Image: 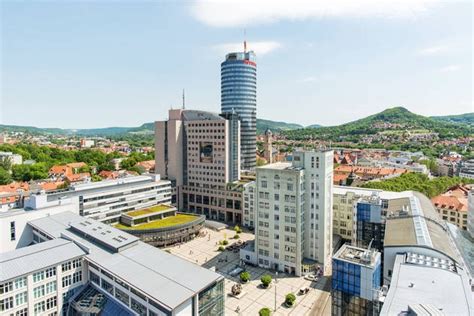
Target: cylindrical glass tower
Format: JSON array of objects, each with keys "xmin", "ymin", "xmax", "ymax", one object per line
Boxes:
[{"xmin": 221, "ymin": 51, "xmax": 257, "ymax": 170}]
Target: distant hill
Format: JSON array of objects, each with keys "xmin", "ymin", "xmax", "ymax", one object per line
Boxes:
[
  {"xmin": 431, "ymin": 113, "xmax": 474, "ymax": 126},
  {"xmin": 256, "ymin": 119, "xmax": 303, "ymax": 134},
  {"xmin": 0, "ymin": 119, "xmax": 310, "ymax": 137},
  {"xmin": 283, "ymin": 106, "xmax": 474, "ymax": 141}
]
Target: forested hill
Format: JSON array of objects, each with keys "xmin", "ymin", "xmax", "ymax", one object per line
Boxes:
[{"xmin": 283, "ymin": 107, "xmax": 474, "ymax": 141}]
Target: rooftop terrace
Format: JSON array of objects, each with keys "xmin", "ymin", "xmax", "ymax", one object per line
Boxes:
[
  {"xmin": 115, "ymin": 213, "xmax": 199, "ymax": 231},
  {"xmin": 125, "ymin": 204, "xmax": 173, "ymax": 218}
]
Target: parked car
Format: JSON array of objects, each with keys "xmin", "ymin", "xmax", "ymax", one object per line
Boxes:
[
  {"xmin": 229, "ymin": 266, "xmax": 244, "ymax": 277},
  {"xmin": 298, "ymin": 287, "xmax": 310, "ymax": 295},
  {"xmin": 304, "ymin": 274, "xmax": 318, "ymax": 282}
]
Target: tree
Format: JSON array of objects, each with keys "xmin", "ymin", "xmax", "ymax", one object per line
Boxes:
[
  {"xmin": 0, "ymin": 168, "xmax": 12, "ymax": 185},
  {"xmin": 0, "ymin": 156, "xmax": 12, "ymax": 171},
  {"xmin": 240, "ymin": 271, "xmax": 250, "ymax": 283},
  {"xmin": 285, "ymin": 293, "xmax": 296, "ymax": 307},
  {"xmin": 259, "ymin": 307, "xmax": 271, "ymax": 316},
  {"xmin": 11, "ymin": 163, "xmax": 48, "ymax": 182},
  {"xmin": 91, "ymin": 175, "xmax": 102, "ymax": 182},
  {"xmin": 234, "ymin": 225, "xmax": 242, "ymax": 234},
  {"xmin": 260, "ymin": 275, "xmax": 272, "ymax": 288}
]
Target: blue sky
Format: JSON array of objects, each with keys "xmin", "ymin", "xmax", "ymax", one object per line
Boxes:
[{"xmin": 1, "ymin": 0, "xmax": 472, "ymax": 128}]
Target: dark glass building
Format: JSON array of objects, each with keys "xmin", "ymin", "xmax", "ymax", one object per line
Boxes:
[
  {"xmin": 355, "ymin": 199, "xmax": 385, "ymax": 253},
  {"xmin": 221, "ymin": 50, "xmax": 257, "ymax": 170},
  {"xmin": 332, "ymin": 244, "xmax": 382, "ymax": 316}
]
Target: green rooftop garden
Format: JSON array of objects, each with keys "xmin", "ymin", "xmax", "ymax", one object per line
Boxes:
[
  {"xmin": 125, "ymin": 204, "xmax": 172, "ymax": 217},
  {"xmin": 115, "ymin": 214, "xmax": 198, "ymax": 230}
]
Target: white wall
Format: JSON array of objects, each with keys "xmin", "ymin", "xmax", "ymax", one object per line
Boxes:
[{"xmin": 0, "ymin": 203, "xmax": 77, "ymax": 253}]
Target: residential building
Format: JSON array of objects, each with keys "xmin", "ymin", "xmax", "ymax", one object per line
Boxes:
[
  {"xmin": 333, "ymin": 165, "xmax": 409, "ymax": 185},
  {"xmin": 0, "ymin": 152, "xmax": 22, "ymax": 165},
  {"xmin": 331, "ymin": 244, "xmax": 382, "ymax": 316},
  {"xmin": 25, "ymin": 174, "xmax": 172, "ymax": 224},
  {"xmin": 459, "ymin": 159, "xmax": 474, "ymax": 179},
  {"xmin": 432, "ymin": 185, "xmax": 469, "ymax": 230},
  {"xmin": 221, "ymin": 49, "xmax": 257, "ymax": 170},
  {"xmin": 155, "ymin": 109, "xmax": 245, "ymax": 223},
  {"xmin": 241, "ymin": 149, "xmax": 333, "ymax": 276},
  {"xmin": 0, "ymin": 211, "xmax": 224, "ymax": 316}
]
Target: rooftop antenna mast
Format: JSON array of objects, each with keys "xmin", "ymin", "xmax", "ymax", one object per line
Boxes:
[
  {"xmin": 182, "ymin": 89, "xmax": 185, "ymax": 109},
  {"xmin": 244, "ymin": 29, "xmax": 247, "ymax": 53}
]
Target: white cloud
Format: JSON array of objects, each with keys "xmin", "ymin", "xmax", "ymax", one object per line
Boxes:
[
  {"xmin": 417, "ymin": 45, "xmax": 450, "ymax": 56},
  {"xmin": 212, "ymin": 41, "xmax": 282, "ymax": 56},
  {"xmin": 300, "ymin": 76, "xmax": 318, "ymax": 82},
  {"xmin": 190, "ymin": 0, "xmax": 438, "ymax": 27},
  {"xmin": 439, "ymin": 65, "xmax": 461, "ymax": 72}
]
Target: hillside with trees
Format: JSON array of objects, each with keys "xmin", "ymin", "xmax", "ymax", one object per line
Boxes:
[
  {"xmin": 360, "ymin": 173, "xmax": 474, "ymax": 198},
  {"xmin": 283, "ymin": 107, "xmax": 474, "ymax": 141}
]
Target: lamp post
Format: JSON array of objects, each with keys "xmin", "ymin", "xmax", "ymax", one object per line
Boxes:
[{"xmin": 274, "ymin": 271, "xmax": 278, "ymax": 312}]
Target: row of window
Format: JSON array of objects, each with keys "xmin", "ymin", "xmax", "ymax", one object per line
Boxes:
[{"xmin": 0, "ymin": 277, "xmax": 26, "ymax": 295}]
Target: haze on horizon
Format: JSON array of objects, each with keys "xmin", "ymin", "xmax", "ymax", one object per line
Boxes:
[{"xmin": 1, "ymin": 0, "xmax": 472, "ymax": 129}]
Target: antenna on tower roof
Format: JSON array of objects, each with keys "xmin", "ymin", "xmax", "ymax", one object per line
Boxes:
[
  {"xmin": 244, "ymin": 29, "xmax": 247, "ymax": 53},
  {"xmin": 182, "ymin": 89, "xmax": 186, "ymax": 109}
]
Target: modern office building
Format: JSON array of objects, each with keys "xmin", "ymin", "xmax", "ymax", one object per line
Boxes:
[
  {"xmin": 382, "ymin": 192, "xmax": 466, "ymax": 283},
  {"xmin": 155, "ymin": 109, "xmax": 246, "ymax": 224},
  {"xmin": 332, "ymin": 186, "xmax": 413, "ymax": 241},
  {"xmin": 380, "ymin": 251, "xmax": 473, "ymax": 315},
  {"xmin": 241, "ymin": 150, "xmax": 334, "ymax": 276},
  {"xmin": 221, "ymin": 49, "xmax": 257, "ymax": 170},
  {"xmin": 25, "ymin": 174, "xmax": 172, "ymax": 224},
  {"xmin": 0, "ymin": 211, "xmax": 225, "ymax": 316},
  {"xmin": 332, "ymin": 244, "xmax": 382, "ymax": 316},
  {"xmin": 354, "ymin": 196, "xmax": 385, "ymax": 252}
]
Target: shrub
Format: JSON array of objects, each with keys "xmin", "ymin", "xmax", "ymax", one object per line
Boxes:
[
  {"xmin": 234, "ymin": 225, "xmax": 242, "ymax": 234},
  {"xmin": 234, "ymin": 234, "xmax": 240, "ymax": 239},
  {"xmin": 260, "ymin": 274, "xmax": 272, "ymax": 288},
  {"xmin": 285, "ymin": 293, "xmax": 296, "ymax": 306},
  {"xmin": 259, "ymin": 307, "xmax": 271, "ymax": 316},
  {"xmin": 240, "ymin": 271, "xmax": 251, "ymax": 283},
  {"xmin": 222, "ymin": 239, "xmax": 229, "ymax": 246},
  {"xmin": 218, "ymin": 245, "xmax": 225, "ymax": 251}
]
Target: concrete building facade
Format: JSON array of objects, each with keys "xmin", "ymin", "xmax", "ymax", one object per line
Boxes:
[
  {"xmin": 155, "ymin": 109, "xmax": 244, "ymax": 224},
  {"xmin": 242, "ymin": 150, "xmax": 334, "ymax": 276}
]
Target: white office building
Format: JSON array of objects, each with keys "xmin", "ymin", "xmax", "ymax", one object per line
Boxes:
[
  {"xmin": 25, "ymin": 174, "xmax": 172, "ymax": 224},
  {"xmin": 0, "ymin": 212, "xmax": 225, "ymax": 316},
  {"xmin": 241, "ymin": 150, "xmax": 333, "ymax": 276}
]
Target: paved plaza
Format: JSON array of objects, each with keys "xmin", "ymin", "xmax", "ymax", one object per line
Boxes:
[{"xmin": 164, "ymin": 227, "xmax": 331, "ymax": 315}]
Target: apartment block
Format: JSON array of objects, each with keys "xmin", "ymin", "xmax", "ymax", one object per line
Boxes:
[{"xmin": 155, "ymin": 109, "xmax": 246, "ymax": 224}]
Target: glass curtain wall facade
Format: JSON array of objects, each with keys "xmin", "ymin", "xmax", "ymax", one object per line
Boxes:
[
  {"xmin": 221, "ymin": 51, "xmax": 257, "ymax": 170},
  {"xmin": 355, "ymin": 201, "xmax": 385, "ymax": 253},
  {"xmin": 332, "ymin": 253, "xmax": 381, "ymax": 316}
]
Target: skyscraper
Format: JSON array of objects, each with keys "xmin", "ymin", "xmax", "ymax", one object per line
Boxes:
[{"xmin": 221, "ymin": 46, "xmax": 257, "ymax": 170}]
